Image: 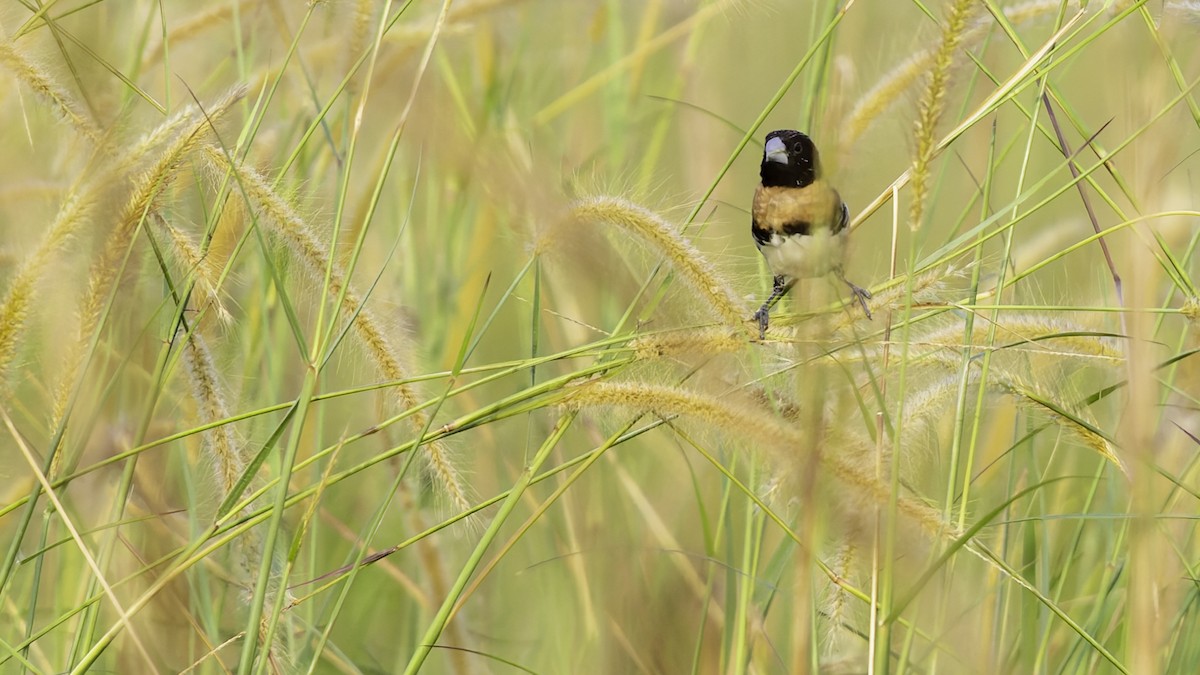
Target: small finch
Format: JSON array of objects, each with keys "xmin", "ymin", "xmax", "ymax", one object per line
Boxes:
[{"xmin": 751, "ymin": 129, "xmax": 872, "ymax": 337}]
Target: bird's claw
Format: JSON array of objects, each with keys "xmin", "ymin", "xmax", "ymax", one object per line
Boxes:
[
  {"xmin": 849, "ymin": 284, "xmax": 872, "ymax": 320},
  {"xmin": 753, "ymin": 307, "xmax": 770, "ymax": 340}
]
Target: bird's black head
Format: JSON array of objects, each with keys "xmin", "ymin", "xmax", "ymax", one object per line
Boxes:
[{"xmin": 760, "ymin": 129, "xmax": 820, "ymax": 188}]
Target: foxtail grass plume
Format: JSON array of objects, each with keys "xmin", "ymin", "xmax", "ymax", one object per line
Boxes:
[
  {"xmin": 917, "ymin": 336, "xmax": 1122, "ymax": 468},
  {"xmin": 1, "ymin": 86, "xmax": 245, "ymax": 397},
  {"xmin": 989, "ymin": 372, "xmax": 1123, "ymax": 469},
  {"xmin": 916, "ymin": 313, "xmax": 1123, "ymax": 366},
  {"xmin": 0, "ymin": 192, "xmax": 91, "ymax": 394},
  {"xmin": 844, "ymin": 0, "xmax": 1063, "ymax": 150},
  {"xmin": 570, "ymin": 196, "xmax": 748, "ymax": 330},
  {"xmin": 567, "ymin": 381, "xmax": 953, "ymax": 538},
  {"xmin": 0, "ymin": 37, "xmax": 99, "ymax": 142},
  {"xmin": 821, "ymin": 542, "xmax": 859, "ymax": 657},
  {"xmin": 142, "ymin": 0, "xmax": 258, "ymax": 69},
  {"xmin": 826, "ymin": 264, "xmax": 963, "ymax": 337},
  {"xmin": 630, "ymin": 328, "xmax": 746, "ymax": 361},
  {"xmin": 48, "ymin": 85, "xmax": 246, "ymax": 447},
  {"xmin": 120, "ymin": 98, "xmax": 228, "ymax": 176},
  {"xmin": 201, "ymin": 145, "xmax": 474, "ymax": 517},
  {"xmin": 909, "ymin": 0, "xmax": 975, "ymax": 232},
  {"xmin": 153, "ymin": 214, "xmax": 232, "ymax": 326},
  {"xmin": 180, "ymin": 331, "xmax": 251, "ymax": 528},
  {"xmin": 898, "ymin": 373, "xmax": 963, "ymax": 448}
]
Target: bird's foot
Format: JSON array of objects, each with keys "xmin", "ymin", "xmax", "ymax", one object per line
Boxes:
[
  {"xmin": 753, "ymin": 306, "xmax": 770, "ymax": 340},
  {"xmin": 835, "ymin": 269, "xmax": 872, "ymax": 320},
  {"xmin": 847, "ymin": 283, "xmax": 872, "ymax": 320}
]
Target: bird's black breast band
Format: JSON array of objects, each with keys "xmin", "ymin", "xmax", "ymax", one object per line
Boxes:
[
  {"xmin": 780, "ymin": 220, "xmax": 812, "ymax": 237},
  {"xmin": 751, "ymin": 219, "xmax": 815, "ymax": 247}
]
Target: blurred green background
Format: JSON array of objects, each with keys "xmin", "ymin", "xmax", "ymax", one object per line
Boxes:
[{"xmin": 2, "ymin": 1, "xmax": 1199, "ymax": 673}]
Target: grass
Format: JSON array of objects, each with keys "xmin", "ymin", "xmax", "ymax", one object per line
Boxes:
[{"xmin": 1, "ymin": 1, "xmax": 1199, "ymax": 673}]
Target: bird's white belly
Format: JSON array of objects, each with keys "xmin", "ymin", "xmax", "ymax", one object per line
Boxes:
[{"xmin": 759, "ymin": 229, "xmax": 846, "ymax": 279}]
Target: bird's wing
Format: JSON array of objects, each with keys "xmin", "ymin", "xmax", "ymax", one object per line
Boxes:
[
  {"xmin": 751, "ymin": 185, "xmax": 772, "ymax": 247},
  {"xmin": 833, "ymin": 194, "xmax": 850, "ymax": 233}
]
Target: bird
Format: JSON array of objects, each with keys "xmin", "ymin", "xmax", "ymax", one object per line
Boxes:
[{"xmin": 750, "ymin": 129, "xmax": 872, "ymax": 338}]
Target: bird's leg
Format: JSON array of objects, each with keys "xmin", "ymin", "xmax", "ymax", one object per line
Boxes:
[
  {"xmin": 753, "ymin": 275, "xmax": 793, "ymax": 339},
  {"xmin": 835, "ymin": 267, "xmax": 873, "ymax": 320}
]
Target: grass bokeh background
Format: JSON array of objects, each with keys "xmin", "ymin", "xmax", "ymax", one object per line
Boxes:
[{"xmin": 2, "ymin": 1, "xmax": 1199, "ymax": 673}]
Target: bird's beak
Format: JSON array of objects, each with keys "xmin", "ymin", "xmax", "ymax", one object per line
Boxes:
[{"xmin": 764, "ymin": 136, "xmax": 789, "ymax": 164}]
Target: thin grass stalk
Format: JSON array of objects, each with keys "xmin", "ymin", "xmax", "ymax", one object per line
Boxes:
[
  {"xmin": 875, "ymin": 6, "xmax": 972, "ymax": 657},
  {"xmin": 731, "ymin": 459, "xmax": 762, "ymax": 675},
  {"xmin": 0, "ymin": 408, "xmax": 160, "ymax": 672},
  {"xmin": 975, "ymin": 1, "xmax": 1184, "ymax": 298},
  {"xmin": 971, "ymin": 64, "xmax": 1054, "ymax": 674},
  {"xmin": 237, "ymin": 364, "xmax": 318, "ymax": 675},
  {"xmin": 875, "ymin": 217, "xmax": 921, "ymax": 669},
  {"xmin": 925, "ymin": 122, "xmax": 997, "ymax": 673},
  {"xmin": 236, "ymin": 9, "xmax": 423, "ymax": 659},
  {"xmin": 282, "ymin": 40, "xmax": 477, "ymax": 662},
  {"xmin": 1032, "ymin": 464, "xmax": 1107, "ymax": 669},
  {"xmin": 402, "ymin": 411, "xmax": 577, "ymax": 675},
  {"xmin": 448, "ymin": 419, "xmax": 665, "ymax": 639}
]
